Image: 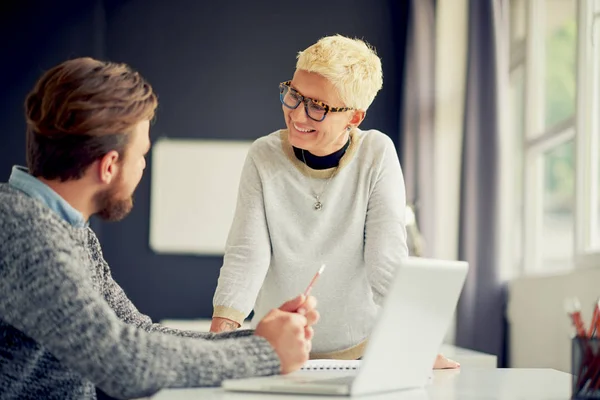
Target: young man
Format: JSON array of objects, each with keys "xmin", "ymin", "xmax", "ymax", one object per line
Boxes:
[{"xmin": 0, "ymin": 57, "xmax": 319, "ymax": 400}]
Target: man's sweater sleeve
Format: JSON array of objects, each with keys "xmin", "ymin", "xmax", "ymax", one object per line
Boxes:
[
  {"xmin": 0, "ymin": 241, "xmax": 280, "ymax": 400},
  {"xmin": 97, "ymin": 247, "xmax": 254, "ymax": 340}
]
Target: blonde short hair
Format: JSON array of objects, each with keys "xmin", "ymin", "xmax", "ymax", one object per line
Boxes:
[{"xmin": 296, "ymin": 35, "xmax": 383, "ymax": 111}]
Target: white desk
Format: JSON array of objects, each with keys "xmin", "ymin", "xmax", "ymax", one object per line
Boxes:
[
  {"xmin": 148, "ymin": 369, "xmax": 571, "ymax": 400},
  {"xmin": 160, "ymin": 319, "xmax": 498, "ymax": 368},
  {"xmin": 438, "ymin": 344, "xmax": 497, "ymax": 368}
]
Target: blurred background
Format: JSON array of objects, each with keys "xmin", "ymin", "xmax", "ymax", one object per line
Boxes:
[{"xmin": 1, "ymin": 0, "xmax": 599, "ymax": 383}]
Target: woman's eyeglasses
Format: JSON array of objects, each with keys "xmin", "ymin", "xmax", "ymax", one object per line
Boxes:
[{"xmin": 279, "ymin": 81, "xmax": 353, "ymax": 122}]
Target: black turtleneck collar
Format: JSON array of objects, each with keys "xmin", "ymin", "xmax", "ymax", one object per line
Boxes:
[{"xmin": 293, "ymin": 138, "xmax": 351, "ymax": 170}]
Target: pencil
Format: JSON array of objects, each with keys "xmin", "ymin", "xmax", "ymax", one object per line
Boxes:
[{"xmin": 303, "ymin": 264, "xmax": 326, "ymax": 297}]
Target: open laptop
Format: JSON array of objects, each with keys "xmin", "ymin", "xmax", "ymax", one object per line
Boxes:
[{"xmin": 222, "ymin": 257, "xmax": 468, "ymax": 396}]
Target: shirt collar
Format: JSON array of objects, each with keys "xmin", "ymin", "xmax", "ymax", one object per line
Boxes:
[{"xmin": 8, "ymin": 165, "xmax": 87, "ymax": 228}]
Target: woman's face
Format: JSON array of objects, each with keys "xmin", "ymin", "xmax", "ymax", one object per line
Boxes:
[{"xmin": 282, "ymin": 70, "xmax": 362, "ymax": 156}]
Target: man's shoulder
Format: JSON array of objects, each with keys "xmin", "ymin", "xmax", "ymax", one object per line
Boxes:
[
  {"xmin": 0, "ymin": 184, "xmax": 72, "ymax": 245},
  {"xmin": 0, "ymin": 184, "xmax": 41, "ymax": 221}
]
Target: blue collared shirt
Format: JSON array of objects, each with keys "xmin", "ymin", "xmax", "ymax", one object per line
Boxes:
[{"xmin": 8, "ymin": 166, "xmax": 87, "ymax": 228}]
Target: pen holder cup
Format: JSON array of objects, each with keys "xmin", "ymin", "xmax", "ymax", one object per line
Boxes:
[{"xmin": 572, "ymin": 337, "xmax": 600, "ymax": 399}]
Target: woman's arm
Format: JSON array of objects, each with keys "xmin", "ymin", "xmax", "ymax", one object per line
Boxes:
[
  {"xmin": 364, "ymin": 136, "xmax": 409, "ymax": 306},
  {"xmin": 210, "ymin": 317, "xmax": 241, "ymax": 333},
  {"xmin": 211, "ymin": 151, "xmax": 272, "ymax": 331}
]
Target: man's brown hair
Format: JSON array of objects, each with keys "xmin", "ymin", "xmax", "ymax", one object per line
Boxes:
[{"xmin": 25, "ymin": 57, "xmax": 158, "ymax": 181}]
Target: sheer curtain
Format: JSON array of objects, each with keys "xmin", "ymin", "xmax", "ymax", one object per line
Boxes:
[{"xmin": 455, "ymin": 0, "xmax": 509, "ymax": 367}]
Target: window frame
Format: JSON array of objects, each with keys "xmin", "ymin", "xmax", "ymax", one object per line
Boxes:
[
  {"xmin": 513, "ymin": 0, "xmax": 600, "ymax": 274},
  {"xmin": 575, "ymin": 0, "xmax": 600, "ymax": 266}
]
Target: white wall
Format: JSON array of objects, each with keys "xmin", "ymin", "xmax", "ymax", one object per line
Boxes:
[
  {"xmin": 434, "ymin": 0, "xmax": 467, "ymax": 266},
  {"xmin": 508, "ymin": 267, "xmax": 600, "ymax": 371},
  {"xmin": 149, "ymin": 138, "xmax": 251, "ymax": 255},
  {"xmin": 435, "ymin": 0, "xmax": 468, "ymax": 344}
]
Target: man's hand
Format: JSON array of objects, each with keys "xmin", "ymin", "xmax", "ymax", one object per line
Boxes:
[
  {"xmin": 209, "ymin": 317, "xmax": 240, "ymax": 333},
  {"xmin": 289, "ymin": 295, "xmax": 319, "ymax": 340},
  {"xmin": 255, "ymin": 295, "xmax": 319, "ymax": 374},
  {"xmin": 433, "ymin": 353, "xmax": 460, "ymax": 369}
]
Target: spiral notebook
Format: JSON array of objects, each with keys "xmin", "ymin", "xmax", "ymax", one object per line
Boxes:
[{"xmin": 300, "ymin": 360, "xmax": 360, "ymax": 371}]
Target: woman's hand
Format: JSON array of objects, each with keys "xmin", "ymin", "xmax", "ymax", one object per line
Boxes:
[
  {"xmin": 433, "ymin": 353, "xmax": 460, "ymax": 369},
  {"xmin": 209, "ymin": 317, "xmax": 240, "ymax": 333}
]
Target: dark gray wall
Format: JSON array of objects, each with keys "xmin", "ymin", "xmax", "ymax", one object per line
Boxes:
[{"xmin": 0, "ymin": 0, "xmax": 409, "ymax": 322}]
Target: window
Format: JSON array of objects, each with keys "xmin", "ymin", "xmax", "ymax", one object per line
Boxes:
[
  {"xmin": 577, "ymin": 0, "xmax": 600, "ymax": 256},
  {"xmin": 509, "ymin": 0, "xmax": 600, "ymax": 273},
  {"xmin": 542, "ymin": 0, "xmax": 577, "ymax": 130},
  {"xmin": 509, "ymin": 66, "xmax": 525, "ymax": 270},
  {"xmin": 541, "ymin": 139, "xmax": 575, "ymax": 271},
  {"xmin": 592, "ymin": 0, "xmax": 600, "ymax": 248}
]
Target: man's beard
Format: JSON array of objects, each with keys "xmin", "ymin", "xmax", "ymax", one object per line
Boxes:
[{"xmin": 95, "ymin": 183, "xmax": 134, "ymax": 222}]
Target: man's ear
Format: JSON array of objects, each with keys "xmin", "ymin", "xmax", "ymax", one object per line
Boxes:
[
  {"xmin": 96, "ymin": 150, "xmax": 120, "ymax": 184},
  {"xmin": 349, "ymin": 110, "xmax": 366, "ymax": 128}
]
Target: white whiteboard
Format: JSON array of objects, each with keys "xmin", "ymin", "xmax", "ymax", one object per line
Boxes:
[{"xmin": 149, "ymin": 138, "xmax": 252, "ymax": 255}]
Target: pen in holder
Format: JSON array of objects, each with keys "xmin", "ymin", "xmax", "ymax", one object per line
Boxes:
[{"xmin": 572, "ymin": 336, "xmax": 600, "ymax": 399}]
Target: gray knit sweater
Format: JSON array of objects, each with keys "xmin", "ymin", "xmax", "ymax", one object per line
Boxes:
[{"xmin": 0, "ymin": 184, "xmax": 280, "ymax": 400}]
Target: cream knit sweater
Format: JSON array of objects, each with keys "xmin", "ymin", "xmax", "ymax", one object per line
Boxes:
[{"xmin": 213, "ymin": 128, "xmax": 408, "ymax": 358}]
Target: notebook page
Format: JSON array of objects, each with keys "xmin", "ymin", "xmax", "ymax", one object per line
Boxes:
[
  {"xmin": 301, "ymin": 360, "xmax": 434, "ymax": 383},
  {"xmin": 300, "ymin": 359, "xmax": 361, "ymax": 371}
]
